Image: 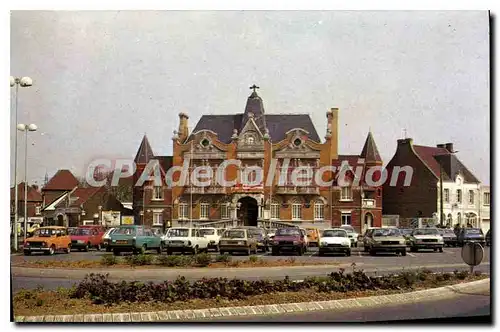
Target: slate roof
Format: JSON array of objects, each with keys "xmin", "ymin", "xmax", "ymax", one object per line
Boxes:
[
  {"xmin": 42, "ymin": 170, "xmax": 79, "ymax": 191},
  {"xmin": 135, "ymin": 135, "xmax": 155, "ymax": 164},
  {"xmin": 188, "ymin": 91, "xmax": 321, "ymax": 143},
  {"xmin": 413, "ymin": 145, "xmax": 480, "ymax": 183},
  {"xmin": 10, "ymin": 183, "xmax": 43, "ymax": 202},
  {"xmin": 360, "ymin": 131, "xmax": 382, "ymax": 163}
]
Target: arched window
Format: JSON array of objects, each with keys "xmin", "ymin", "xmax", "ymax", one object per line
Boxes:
[{"xmin": 314, "ymin": 200, "xmax": 324, "ymax": 221}]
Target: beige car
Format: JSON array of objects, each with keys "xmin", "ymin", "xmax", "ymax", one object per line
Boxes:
[
  {"xmin": 365, "ymin": 228, "xmax": 407, "ymax": 256},
  {"xmin": 219, "ymin": 228, "xmax": 258, "ymax": 255}
]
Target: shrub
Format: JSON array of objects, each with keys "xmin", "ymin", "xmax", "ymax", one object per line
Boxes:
[
  {"xmin": 156, "ymin": 255, "xmax": 180, "ymax": 267},
  {"xmin": 193, "ymin": 253, "xmax": 212, "ymax": 267},
  {"xmin": 454, "ymin": 270, "xmax": 469, "ymax": 280},
  {"xmin": 248, "ymin": 255, "xmax": 260, "ymax": 264},
  {"xmin": 124, "ymin": 254, "xmax": 153, "ymax": 266},
  {"xmin": 100, "ymin": 254, "xmax": 118, "ymax": 266},
  {"xmin": 215, "ymin": 254, "xmax": 232, "ymax": 263},
  {"xmin": 70, "ymin": 270, "xmax": 468, "ymax": 306},
  {"xmin": 442, "ymin": 273, "xmax": 452, "ymax": 281}
]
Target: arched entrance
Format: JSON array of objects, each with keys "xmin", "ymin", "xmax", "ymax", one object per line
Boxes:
[
  {"xmin": 363, "ymin": 212, "xmax": 373, "ymax": 234},
  {"xmin": 238, "ymin": 196, "xmax": 258, "ymax": 226}
]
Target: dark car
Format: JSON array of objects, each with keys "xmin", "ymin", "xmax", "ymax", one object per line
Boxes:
[
  {"xmin": 271, "ymin": 228, "xmax": 307, "ymax": 256},
  {"xmin": 486, "ymin": 229, "xmax": 491, "ymax": 246},
  {"xmin": 458, "ymin": 228, "xmax": 485, "ymax": 247},
  {"xmin": 438, "ymin": 228, "xmax": 457, "ymax": 247}
]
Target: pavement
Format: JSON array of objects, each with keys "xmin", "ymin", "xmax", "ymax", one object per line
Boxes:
[
  {"xmin": 14, "ymin": 278, "xmax": 491, "ymax": 323},
  {"xmin": 10, "ymin": 246, "xmax": 490, "ymax": 291}
]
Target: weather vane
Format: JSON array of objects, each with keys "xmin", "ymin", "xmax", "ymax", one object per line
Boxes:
[{"xmin": 250, "ymin": 84, "xmax": 260, "ymax": 93}]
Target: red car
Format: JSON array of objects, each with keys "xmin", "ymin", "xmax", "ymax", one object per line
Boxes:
[
  {"xmin": 70, "ymin": 225, "xmax": 106, "ymax": 251},
  {"xmin": 270, "ymin": 228, "xmax": 308, "ymax": 256}
]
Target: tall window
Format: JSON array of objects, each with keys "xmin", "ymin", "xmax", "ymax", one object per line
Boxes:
[
  {"xmin": 271, "ymin": 202, "xmax": 280, "ymax": 219},
  {"xmin": 200, "ymin": 203, "xmax": 210, "ymax": 220},
  {"xmin": 220, "ymin": 203, "xmax": 229, "ymax": 219},
  {"xmin": 340, "ymin": 186, "xmax": 352, "ymax": 200},
  {"xmin": 444, "ymin": 189, "xmax": 450, "ymax": 203},
  {"xmin": 179, "ymin": 203, "xmax": 188, "ymax": 220},
  {"xmin": 153, "ymin": 211, "xmax": 163, "ymax": 226},
  {"xmin": 341, "ymin": 213, "xmax": 352, "ymax": 225},
  {"xmin": 484, "ymin": 192, "xmax": 490, "ymax": 206},
  {"xmin": 153, "ymin": 186, "xmax": 163, "ymax": 200},
  {"xmin": 314, "ymin": 201, "xmax": 324, "ymax": 221},
  {"xmin": 292, "ymin": 203, "xmax": 302, "ymax": 220},
  {"xmin": 456, "ymin": 189, "xmax": 462, "ymax": 204},
  {"xmin": 468, "ymin": 190, "xmax": 475, "ymax": 205}
]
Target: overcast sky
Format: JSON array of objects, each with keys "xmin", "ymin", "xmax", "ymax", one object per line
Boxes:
[{"xmin": 10, "ymin": 10, "xmax": 489, "ymax": 186}]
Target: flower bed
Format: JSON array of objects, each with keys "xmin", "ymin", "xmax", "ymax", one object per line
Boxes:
[{"xmin": 13, "ymin": 253, "xmax": 337, "ymax": 269}]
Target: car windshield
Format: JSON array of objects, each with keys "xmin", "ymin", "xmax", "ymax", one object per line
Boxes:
[
  {"xmin": 68, "ymin": 228, "xmax": 77, "ymax": 235},
  {"xmin": 248, "ymin": 228, "xmax": 264, "ymax": 236},
  {"xmin": 373, "ymin": 228, "xmax": 400, "ymax": 237},
  {"xmin": 217, "ymin": 229, "xmax": 226, "ymax": 236},
  {"xmin": 465, "ymin": 229, "xmax": 482, "ymax": 234},
  {"xmin": 413, "ymin": 228, "xmax": 439, "ymax": 236},
  {"xmin": 199, "ymin": 229, "xmax": 215, "ymax": 236},
  {"xmin": 340, "ymin": 226, "xmax": 354, "ymax": 233},
  {"xmin": 276, "ymin": 228, "xmax": 301, "ymax": 236},
  {"xmin": 114, "ymin": 227, "xmax": 137, "ymax": 235},
  {"xmin": 322, "ymin": 230, "xmax": 347, "ymax": 237},
  {"xmin": 167, "ymin": 229, "xmax": 189, "ymax": 237},
  {"xmin": 224, "ymin": 230, "xmax": 245, "ymax": 239},
  {"xmin": 74, "ymin": 228, "xmax": 92, "ymax": 235},
  {"xmin": 34, "ymin": 228, "xmax": 57, "ymax": 237},
  {"xmin": 400, "ymin": 229, "xmax": 413, "ymax": 235}
]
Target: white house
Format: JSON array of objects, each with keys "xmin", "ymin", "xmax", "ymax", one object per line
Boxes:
[{"xmin": 479, "ymin": 185, "xmax": 490, "ymax": 233}]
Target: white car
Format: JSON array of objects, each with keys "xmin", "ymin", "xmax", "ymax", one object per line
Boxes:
[
  {"xmin": 163, "ymin": 227, "xmax": 209, "ymax": 255},
  {"xmin": 198, "ymin": 227, "xmax": 225, "ymax": 251},
  {"xmin": 340, "ymin": 225, "xmax": 359, "ymax": 247},
  {"xmin": 409, "ymin": 228, "xmax": 444, "ymax": 252},
  {"xmin": 319, "ymin": 228, "xmax": 351, "ymax": 256},
  {"xmin": 102, "ymin": 228, "xmax": 117, "ymax": 252}
]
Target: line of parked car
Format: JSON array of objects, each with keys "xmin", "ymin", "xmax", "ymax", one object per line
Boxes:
[{"xmin": 21, "ymin": 223, "xmax": 490, "ymax": 257}]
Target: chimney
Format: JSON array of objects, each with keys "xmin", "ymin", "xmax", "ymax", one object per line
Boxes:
[
  {"xmin": 327, "ymin": 108, "xmax": 338, "ymax": 160},
  {"xmin": 445, "ymin": 143, "xmax": 454, "ymax": 153},
  {"xmin": 177, "ymin": 112, "xmax": 190, "ymax": 143},
  {"xmin": 436, "ymin": 144, "xmax": 446, "ymax": 149}
]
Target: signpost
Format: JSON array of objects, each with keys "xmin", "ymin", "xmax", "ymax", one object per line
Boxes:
[{"xmin": 461, "ymin": 242, "xmax": 484, "ymax": 274}]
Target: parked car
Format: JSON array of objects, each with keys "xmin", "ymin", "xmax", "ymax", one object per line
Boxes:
[
  {"xmin": 218, "ymin": 228, "xmax": 258, "ymax": 255},
  {"xmin": 485, "ymin": 229, "xmax": 491, "ymax": 246},
  {"xmin": 67, "ymin": 227, "xmax": 78, "ymax": 235},
  {"xmin": 438, "ymin": 228, "xmax": 457, "ymax": 247},
  {"xmin": 109, "ymin": 225, "xmax": 163, "ymax": 256},
  {"xmin": 318, "ymin": 228, "xmax": 351, "ymax": 256},
  {"xmin": 457, "ymin": 228, "xmax": 486, "ymax": 247},
  {"xmin": 163, "ymin": 227, "xmax": 209, "ymax": 255},
  {"xmin": 239, "ymin": 226, "xmax": 269, "ymax": 252},
  {"xmin": 409, "ymin": 228, "xmax": 444, "ymax": 252},
  {"xmin": 362, "ymin": 227, "xmax": 381, "ymax": 250},
  {"xmin": 399, "ymin": 228, "xmax": 413, "ymax": 246},
  {"xmin": 340, "ymin": 225, "xmax": 359, "ymax": 247},
  {"xmin": 305, "ymin": 227, "xmax": 321, "ymax": 247},
  {"xmin": 199, "ymin": 227, "xmax": 222, "ymax": 251},
  {"xmin": 271, "ymin": 227, "xmax": 308, "ymax": 256},
  {"xmin": 70, "ymin": 225, "xmax": 106, "ymax": 251},
  {"xmin": 365, "ymin": 228, "xmax": 407, "ymax": 256},
  {"xmin": 23, "ymin": 226, "xmax": 71, "ymax": 256},
  {"xmin": 102, "ymin": 227, "xmax": 117, "ymax": 252}
]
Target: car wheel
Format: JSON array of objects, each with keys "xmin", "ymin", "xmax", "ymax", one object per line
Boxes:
[
  {"xmin": 439, "ymin": 247, "xmax": 443, "ymax": 253},
  {"xmin": 369, "ymin": 249, "xmax": 376, "ymax": 256},
  {"xmin": 157, "ymin": 243, "xmax": 164, "ymax": 254},
  {"xmin": 49, "ymin": 245, "xmax": 55, "ymax": 255},
  {"xmin": 364, "ymin": 245, "xmax": 369, "ymax": 252},
  {"xmin": 401, "ymin": 250, "xmax": 407, "ymax": 256},
  {"xmin": 64, "ymin": 245, "xmax": 71, "ymax": 254},
  {"xmin": 96, "ymin": 244, "xmax": 102, "ymax": 251},
  {"xmin": 84, "ymin": 243, "xmax": 90, "ymax": 252},
  {"xmin": 106, "ymin": 247, "xmax": 111, "ymax": 252},
  {"xmin": 166, "ymin": 249, "xmax": 173, "ymax": 255},
  {"xmin": 271, "ymin": 248, "xmax": 279, "ymax": 256},
  {"xmin": 297, "ymin": 247, "xmax": 303, "ymax": 256},
  {"xmin": 410, "ymin": 247, "xmax": 417, "ymax": 252},
  {"xmin": 23, "ymin": 250, "xmax": 31, "ymax": 256},
  {"xmin": 433, "ymin": 248, "xmax": 438, "ymax": 252},
  {"xmin": 113, "ymin": 249, "xmax": 120, "ymax": 256},
  {"xmin": 345, "ymin": 249, "xmax": 351, "ymax": 257}
]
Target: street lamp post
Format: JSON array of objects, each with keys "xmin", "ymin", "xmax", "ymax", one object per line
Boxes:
[
  {"xmin": 10, "ymin": 76, "xmax": 33, "ymax": 249},
  {"xmin": 17, "ymin": 123, "xmax": 37, "ymax": 242}
]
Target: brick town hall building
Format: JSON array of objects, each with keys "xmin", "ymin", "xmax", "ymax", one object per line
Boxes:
[{"xmin": 134, "ymin": 86, "xmax": 383, "ymax": 233}]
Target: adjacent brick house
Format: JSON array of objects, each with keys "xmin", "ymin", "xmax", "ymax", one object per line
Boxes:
[
  {"xmin": 383, "ymin": 139, "xmax": 482, "ymax": 228},
  {"xmin": 41, "ymin": 169, "xmax": 80, "ymax": 225},
  {"xmin": 10, "ymin": 183, "xmax": 43, "ymax": 225},
  {"xmin": 155, "ymin": 87, "xmax": 384, "ymax": 232},
  {"xmin": 132, "ymin": 136, "xmax": 173, "ymax": 231}
]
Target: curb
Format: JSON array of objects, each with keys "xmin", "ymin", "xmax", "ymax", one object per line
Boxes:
[{"xmin": 14, "ymin": 278, "xmax": 489, "ymax": 323}]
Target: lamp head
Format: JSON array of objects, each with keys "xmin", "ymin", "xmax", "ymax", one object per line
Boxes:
[
  {"xmin": 10, "ymin": 76, "xmax": 15, "ymax": 87},
  {"xmin": 19, "ymin": 77, "xmax": 33, "ymax": 87},
  {"xmin": 16, "ymin": 124, "xmax": 26, "ymax": 131},
  {"xmin": 28, "ymin": 124, "xmax": 37, "ymax": 131}
]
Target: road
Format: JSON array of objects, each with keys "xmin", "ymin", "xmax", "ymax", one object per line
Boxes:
[
  {"xmin": 11, "ymin": 246, "xmax": 490, "ymax": 292},
  {"xmin": 193, "ymin": 285, "xmax": 491, "ymax": 322}
]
